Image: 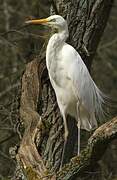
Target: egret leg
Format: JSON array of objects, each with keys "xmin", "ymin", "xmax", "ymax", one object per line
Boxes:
[
  {"xmin": 60, "ymin": 113, "xmax": 68, "ymax": 169},
  {"xmin": 77, "ymin": 102, "xmax": 81, "ymax": 156},
  {"xmin": 77, "ymin": 118, "xmax": 80, "ymax": 156}
]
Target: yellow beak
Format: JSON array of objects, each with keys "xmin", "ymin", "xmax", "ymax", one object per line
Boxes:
[{"xmin": 25, "ymin": 18, "xmax": 48, "ymax": 25}]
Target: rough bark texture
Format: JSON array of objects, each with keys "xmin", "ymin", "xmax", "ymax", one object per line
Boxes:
[
  {"xmin": 56, "ymin": 117, "xmax": 117, "ymax": 180},
  {"xmin": 17, "ymin": 0, "xmax": 116, "ymax": 180},
  {"xmin": 54, "ymin": 0, "xmax": 113, "ymax": 70}
]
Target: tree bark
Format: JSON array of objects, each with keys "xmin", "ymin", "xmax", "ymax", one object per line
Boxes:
[
  {"xmin": 54, "ymin": 0, "xmax": 114, "ymax": 70},
  {"xmin": 17, "ymin": 0, "xmax": 116, "ymax": 180}
]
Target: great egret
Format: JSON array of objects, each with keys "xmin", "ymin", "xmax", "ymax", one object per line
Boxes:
[{"xmin": 26, "ymin": 15, "xmax": 105, "ymax": 166}]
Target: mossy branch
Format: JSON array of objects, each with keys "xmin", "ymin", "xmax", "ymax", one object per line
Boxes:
[{"xmin": 57, "ymin": 117, "xmax": 117, "ymax": 180}]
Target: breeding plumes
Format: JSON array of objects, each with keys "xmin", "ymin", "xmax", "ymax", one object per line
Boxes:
[{"xmin": 26, "ymin": 15, "xmax": 106, "ymax": 167}]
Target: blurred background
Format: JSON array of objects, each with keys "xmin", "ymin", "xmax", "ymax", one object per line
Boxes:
[{"xmin": 0, "ymin": 0, "xmax": 117, "ymax": 179}]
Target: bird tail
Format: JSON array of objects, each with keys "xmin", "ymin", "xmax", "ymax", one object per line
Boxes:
[
  {"xmin": 80, "ymin": 84, "xmax": 113, "ymax": 131},
  {"xmin": 93, "ymin": 84, "xmax": 111, "ymax": 122},
  {"xmin": 92, "ymin": 82, "xmax": 117, "ymax": 124},
  {"xmin": 80, "ymin": 105, "xmax": 98, "ymax": 131}
]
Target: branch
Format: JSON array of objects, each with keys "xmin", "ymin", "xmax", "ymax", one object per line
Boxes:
[
  {"xmin": 57, "ymin": 117, "xmax": 117, "ymax": 180},
  {"xmin": 17, "ymin": 59, "xmax": 56, "ymax": 179},
  {"xmin": 0, "ymin": 82, "xmax": 20, "ymax": 99},
  {"xmin": 98, "ymin": 38, "xmax": 117, "ymax": 51}
]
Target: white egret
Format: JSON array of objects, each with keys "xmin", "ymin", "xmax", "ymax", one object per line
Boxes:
[{"xmin": 26, "ymin": 15, "xmax": 105, "ymax": 166}]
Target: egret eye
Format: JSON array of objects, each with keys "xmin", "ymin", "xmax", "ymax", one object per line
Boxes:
[{"xmin": 50, "ymin": 19, "xmax": 56, "ymax": 22}]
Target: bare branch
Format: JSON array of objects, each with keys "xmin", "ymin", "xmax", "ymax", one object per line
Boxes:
[{"xmin": 0, "ymin": 82, "xmax": 20, "ymax": 99}]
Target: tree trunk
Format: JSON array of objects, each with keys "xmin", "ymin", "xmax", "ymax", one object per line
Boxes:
[{"xmin": 16, "ymin": 0, "xmax": 116, "ymax": 180}]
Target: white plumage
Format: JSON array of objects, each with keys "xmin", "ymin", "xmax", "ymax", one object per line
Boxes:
[{"xmin": 26, "ymin": 15, "xmax": 105, "ymax": 166}]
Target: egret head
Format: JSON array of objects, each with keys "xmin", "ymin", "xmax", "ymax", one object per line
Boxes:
[{"xmin": 25, "ymin": 15, "xmax": 67, "ymax": 31}]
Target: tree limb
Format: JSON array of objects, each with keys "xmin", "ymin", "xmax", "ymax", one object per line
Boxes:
[
  {"xmin": 57, "ymin": 117, "xmax": 117, "ymax": 180},
  {"xmin": 17, "ymin": 59, "xmax": 56, "ymax": 179}
]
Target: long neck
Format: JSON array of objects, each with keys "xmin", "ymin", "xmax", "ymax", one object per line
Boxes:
[
  {"xmin": 57, "ymin": 24, "xmax": 69, "ymax": 42},
  {"xmin": 46, "ymin": 25, "xmax": 69, "ymax": 70}
]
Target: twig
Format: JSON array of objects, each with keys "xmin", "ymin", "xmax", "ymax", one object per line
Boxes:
[
  {"xmin": 0, "ymin": 133, "xmax": 15, "ymax": 144},
  {"xmin": 0, "ymin": 25, "xmax": 28, "ymax": 37},
  {"xmin": 98, "ymin": 38, "xmax": 117, "ymax": 51},
  {"xmin": 0, "ymin": 82, "xmax": 20, "ymax": 99}
]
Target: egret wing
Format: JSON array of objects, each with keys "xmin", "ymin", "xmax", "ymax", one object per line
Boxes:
[{"xmin": 63, "ymin": 44, "xmax": 104, "ymax": 116}]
